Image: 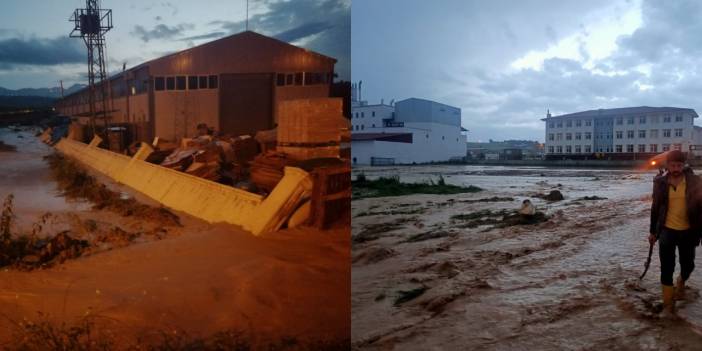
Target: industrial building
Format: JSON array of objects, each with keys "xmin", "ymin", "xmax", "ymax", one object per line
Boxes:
[
  {"xmin": 543, "ymin": 106, "xmax": 701, "ymax": 160},
  {"xmin": 54, "ymin": 31, "xmax": 337, "ymax": 146},
  {"xmin": 350, "ymin": 91, "xmax": 468, "ymax": 165}
]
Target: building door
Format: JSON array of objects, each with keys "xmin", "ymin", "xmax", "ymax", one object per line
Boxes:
[{"xmin": 219, "ymin": 73, "xmax": 273, "ymax": 137}]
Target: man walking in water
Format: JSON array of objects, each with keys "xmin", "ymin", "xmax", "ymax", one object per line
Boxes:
[{"xmin": 649, "ymin": 150, "xmax": 702, "ymax": 315}]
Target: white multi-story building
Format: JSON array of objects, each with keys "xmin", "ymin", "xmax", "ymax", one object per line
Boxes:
[
  {"xmin": 351, "ymin": 97, "xmax": 468, "ymax": 165},
  {"xmin": 543, "ymin": 107, "xmax": 699, "ymax": 159}
]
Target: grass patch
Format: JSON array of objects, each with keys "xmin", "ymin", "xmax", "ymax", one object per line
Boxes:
[
  {"xmin": 45, "ymin": 153, "xmax": 180, "ymax": 227},
  {"xmin": 394, "ymin": 287, "xmax": 428, "ymax": 306},
  {"xmin": 353, "ymin": 174, "xmax": 482, "ymax": 199},
  {"xmin": 0, "ymin": 194, "xmax": 89, "ymax": 270}
]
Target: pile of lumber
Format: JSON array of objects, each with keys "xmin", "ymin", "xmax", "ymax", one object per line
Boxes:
[{"xmin": 276, "ymin": 98, "xmax": 348, "ymax": 161}]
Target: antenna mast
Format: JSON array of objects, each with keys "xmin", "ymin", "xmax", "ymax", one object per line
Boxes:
[{"xmin": 70, "ymin": 0, "xmax": 113, "ymax": 136}]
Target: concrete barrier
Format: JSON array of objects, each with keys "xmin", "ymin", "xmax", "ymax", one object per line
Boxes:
[{"xmin": 55, "ymin": 137, "xmax": 312, "ymax": 235}]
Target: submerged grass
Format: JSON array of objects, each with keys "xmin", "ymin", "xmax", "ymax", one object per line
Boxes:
[
  {"xmin": 352, "ymin": 174, "xmax": 482, "ymax": 199},
  {"xmin": 451, "ymin": 209, "xmax": 549, "ymax": 229},
  {"xmin": 45, "ymin": 153, "xmax": 180, "ymax": 227}
]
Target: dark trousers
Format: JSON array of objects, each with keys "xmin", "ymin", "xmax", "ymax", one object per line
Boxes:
[{"xmin": 659, "ymin": 227, "xmax": 697, "ymax": 286}]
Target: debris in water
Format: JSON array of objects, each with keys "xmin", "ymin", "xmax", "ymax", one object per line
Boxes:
[{"xmin": 394, "ymin": 286, "xmax": 428, "ymax": 306}]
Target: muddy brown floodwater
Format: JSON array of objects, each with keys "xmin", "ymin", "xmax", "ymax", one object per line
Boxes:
[
  {"xmin": 352, "ymin": 165, "xmax": 702, "ymax": 350},
  {"xmin": 0, "ymin": 128, "xmax": 350, "ymax": 348}
]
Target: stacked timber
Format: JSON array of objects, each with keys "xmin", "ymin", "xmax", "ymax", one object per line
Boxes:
[{"xmin": 276, "ymin": 98, "xmax": 348, "ymax": 161}]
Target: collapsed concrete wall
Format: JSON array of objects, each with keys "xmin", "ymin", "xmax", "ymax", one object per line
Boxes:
[{"xmin": 55, "ymin": 137, "xmax": 312, "ymax": 235}]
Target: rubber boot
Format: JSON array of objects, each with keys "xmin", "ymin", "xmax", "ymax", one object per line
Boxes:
[
  {"xmin": 675, "ymin": 276, "xmax": 685, "ymax": 300},
  {"xmin": 662, "ymin": 284, "xmax": 676, "ymax": 317}
]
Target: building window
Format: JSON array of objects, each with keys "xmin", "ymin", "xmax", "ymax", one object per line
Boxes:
[
  {"xmin": 616, "ymin": 145, "xmax": 622, "ymax": 153},
  {"xmin": 650, "ymin": 129, "xmax": 658, "ymax": 138},
  {"xmin": 556, "ymin": 121, "xmax": 563, "ymax": 128},
  {"xmin": 640, "ymin": 116, "xmax": 646, "ymax": 124},
  {"xmin": 650, "ymin": 144, "xmax": 658, "ymax": 153},
  {"xmin": 566, "ymin": 120, "xmax": 572, "ymax": 127},
  {"xmin": 166, "ymin": 77, "xmax": 175, "ymax": 90},
  {"xmin": 361, "ymin": 112, "xmax": 364, "ymax": 118},
  {"xmin": 208, "ymin": 75, "xmax": 218, "ymax": 89},
  {"xmin": 576, "ymin": 120, "xmax": 582, "ymax": 127},
  {"xmin": 575, "ymin": 145, "xmax": 581, "ymax": 153},
  {"xmin": 616, "ymin": 117, "xmax": 623, "ymax": 125},
  {"xmin": 442, "ymin": 136, "xmax": 445, "ymax": 140},
  {"xmin": 627, "ymin": 117, "xmax": 634, "ymax": 125},
  {"xmin": 426, "ymin": 134, "xmax": 429, "ymax": 138},
  {"xmin": 664, "ymin": 115, "xmax": 671, "ymax": 123},
  {"xmin": 675, "ymin": 128, "xmax": 683, "ymax": 137},
  {"xmin": 372, "ymin": 124, "xmax": 375, "ymax": 128},
  {"xmin": 585, "ymin": 132, "xmax": 591, "ymax": 140},
  {"xmin": 188, "ymin": 76, "xmax": 199, "ymax": 90},
  {"xmin": 615, "ymin": 131, "xmax": 623, "ymax": 139},
  {"xmin": 361, "ymin": 125, "xmax": 364, "ymax": 130},
  {"xmin": 663, "ymin": 129, "xmax": 671, "ymax": 137},
  {"xmin": 566, "ymin": 145, "xmax": 572, "ymax": 153},
  {"xmin": 566, "ymin": 133, "xmax": 572, "ymax": 140},
  {"xmin": 575, "ymin": 132, "xmax": 581, "ymax": 140},
  {"xmin": 199, "ymin": 76, "xmax": 208, "ymax": 89},
  {"xmin": 548, "ymin": 133, "xmax": 554, "ymax": 141},
  {"xmin": 295, "ymin": 72, "xmax": 303, "ymax": 85},
  {"xmin": 556, "ymin": 133, "xmax": 562, "ymax": 141},
  {"xmin": 676, "ymin": 114, "xmax": 683, "ymax": 122},
  {"xmin": 663, "ymin": 144, "xmax": 670, "ymax": 151},
  {"xmin": 154, "ymin": 77, "xmax": 165, "ymax": 91},
  {"xmin": 276, "ymin": 73, "xmax": 285, "ymax": 86},
  {"xmin": 585, "ymin": 145, "xmax": 592, "ymax": 153},
  {"xmin": 286, "ymin": 74, "xmax": 293, "ymax": 85},
  {"xmin": 585, "ymin": 120, "xmax": 592, "ymax": 126},
  {"xmin": 175, "ymin": 76, "xmax": 186, "ymax": 90},
  {"xmin": 548, "ymin": 122, "xmax": 554, "ymax": 128},
  {"xmin": 548, "ymin": 146, "xmax": 554, "ymax": 153},
  {"xmin": 627, "ymin": 144, "xmax": 634, "ymax": 153},
  {"xmin": 627, "ymin": 130, "xmax": 634, "ymax": 139},
  {"xmin": 638, "ymin": 144, "xmax": 646, "ymax": 152},
  {"xmin": 674, "ymin": 144, "xmax": 682, "ymax": 151},
  {"xmin": 556, "ymin": 146, "xmax": 563, "ymax": 153},
  {"xmin": 639, "ymin": 130, "xmax": 646, "ymax": 138}
]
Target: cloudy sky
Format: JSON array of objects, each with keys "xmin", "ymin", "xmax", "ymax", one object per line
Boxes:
[
  {"xmin": 0, "ymin": 0, "xmax": 349, "ymax": 89},
  {"xmin": 352, "ymin": 0, "xmax": 702, "ymax": 142}
]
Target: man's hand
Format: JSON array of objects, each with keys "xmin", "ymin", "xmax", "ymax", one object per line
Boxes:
[{"xmin": 648, "ymin": 233, "xmax": 657, "ymax": 245}]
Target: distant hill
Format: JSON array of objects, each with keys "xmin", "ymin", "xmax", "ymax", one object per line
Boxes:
[
  {"xmin": 0, "ymin": 84, "xmax": 86, "ymax": 98},
  {"xmin": 0, "ymin": 96, "xmax": 57, "ymax": 112}
]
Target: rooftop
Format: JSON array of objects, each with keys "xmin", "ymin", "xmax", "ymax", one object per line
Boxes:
[{"xmin": 541, "ymin": 106, "xmax": 698, "ymax": 121}]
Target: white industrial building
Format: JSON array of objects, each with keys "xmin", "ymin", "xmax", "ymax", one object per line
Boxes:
[
  {"xmin": 543, "ymin": 106, "xmax": 700, "ymax": 159},
  {"xmin": 350, "ymin": 92, "xmax": 468, "ymax": 165}
]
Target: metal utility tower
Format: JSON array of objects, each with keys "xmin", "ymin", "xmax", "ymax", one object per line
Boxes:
[{"xmin": 69, "ymin": 0, "xmax": 113, "ymax": 134}]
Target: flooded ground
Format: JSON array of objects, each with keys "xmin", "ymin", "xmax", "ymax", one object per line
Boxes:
[
  {"xmin": 352, "ymin": 165, "xmax": 702, "ymax": 350},
  {"xmin": 0, "ymin": 128, "xmax": 349, "ymax": 348}
]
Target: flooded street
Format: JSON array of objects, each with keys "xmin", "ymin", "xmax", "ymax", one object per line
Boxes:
[{"xmin": 352, "ymin": 165, "xmax": 702, "ymax": 350}]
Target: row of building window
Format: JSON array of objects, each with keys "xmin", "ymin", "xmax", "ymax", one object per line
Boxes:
[
  {"xmin": 548, "ymin": 115, "xmax": 686, "ymax": 129},
  {"xmin": 548, "ymin": 129, "xmax": 686, "ymax": 141},
  {"xmin": 275, "ymin": 72, "xmax": 331, "ymax": 87},
  {"xmin": 154, "ymin": 75, "xmax": 218, "ymax": 91},
  {"xmin": 548, "ymin": 144, "xmax": 683, "ymax": 154},
  {"xmin": 354, "ymin": 111, "xmax": 376, "ymax": 118}
]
